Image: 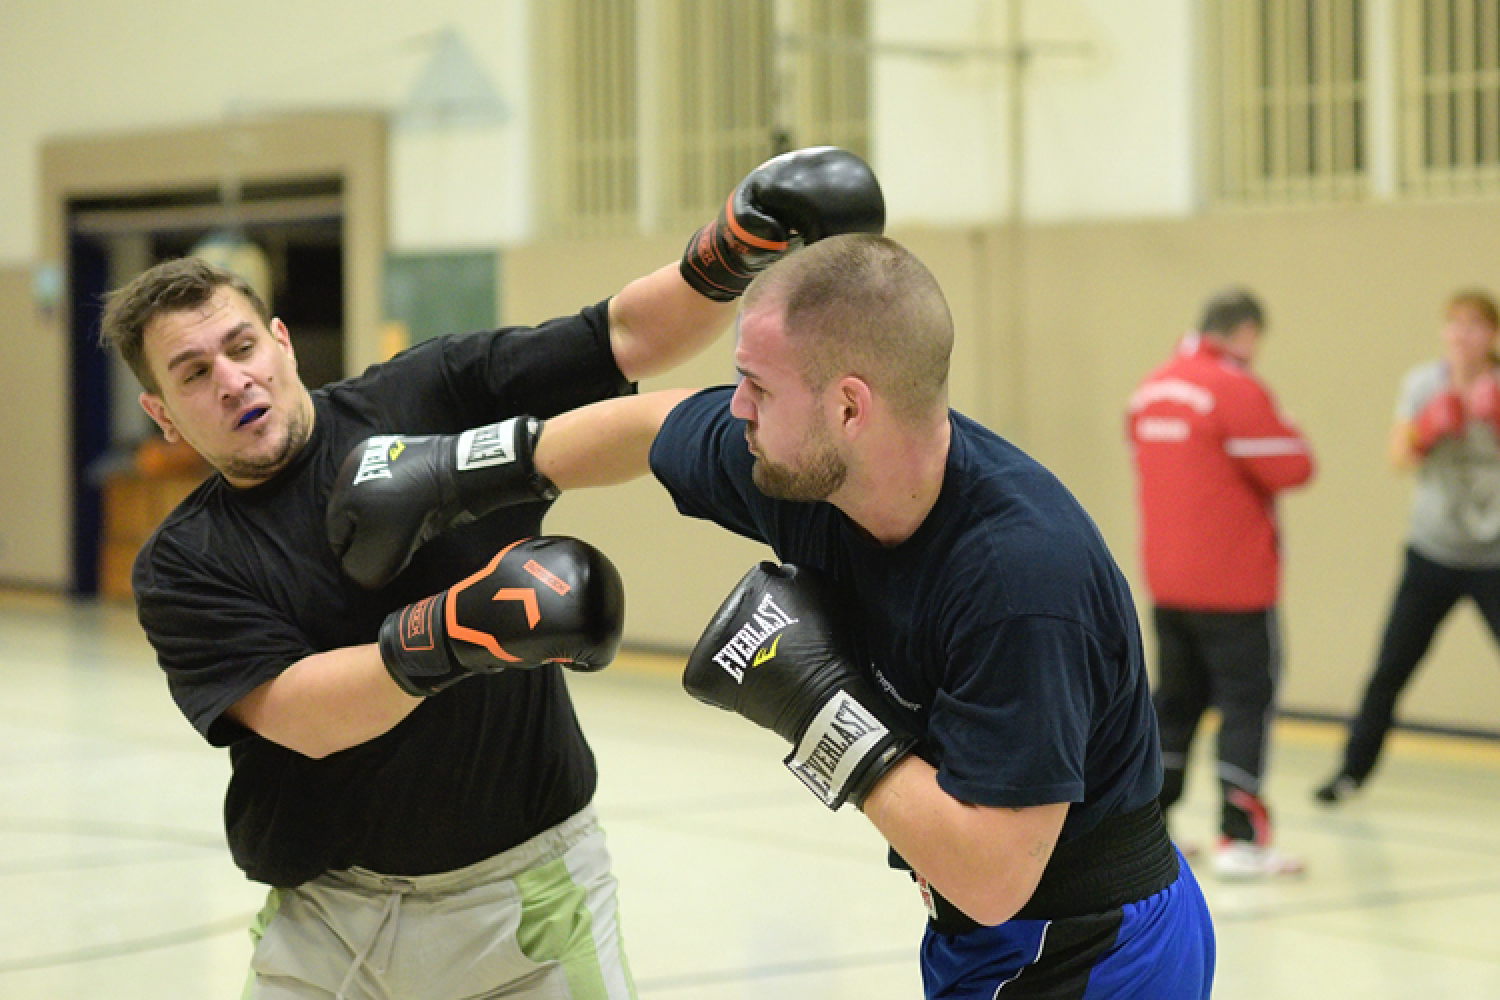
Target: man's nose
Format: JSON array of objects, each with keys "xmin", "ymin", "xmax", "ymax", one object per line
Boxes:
[
  {"xmin": 729, "ymin": 380, "xmax": 753, "ymax": 420},
  {"xmin": 216, "ymin": 358, "xmax": 253, "ymax": 399}
]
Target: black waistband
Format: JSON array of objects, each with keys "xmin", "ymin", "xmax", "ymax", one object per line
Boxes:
[{"xmin": 922, "ymin": 801, "xmax": 1180, "ymax": 934}]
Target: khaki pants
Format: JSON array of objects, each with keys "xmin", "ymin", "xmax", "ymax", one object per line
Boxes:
[{"xmin": 243, "ymin": 806, "xmax": 635, "ymax": 1000}]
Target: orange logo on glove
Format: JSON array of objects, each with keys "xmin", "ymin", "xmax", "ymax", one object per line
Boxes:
[
  {"xmin": 524, "ymin": 559, "xmax": 571, "ymax": 596},
  {"xmin": 445, "ymin": 540, "xmax": 533, "ymax": 662},
  {"xmin": 492, "ymin": 588, "xmax": 541, "ymax": 629}
]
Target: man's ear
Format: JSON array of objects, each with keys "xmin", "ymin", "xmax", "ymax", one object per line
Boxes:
[
  {"xmin": 834, "ymin": 375, "xmax": 873, "ymax": 439},
  {"xmin": 271, "ymin": 317, "xmax": 298, "ymax": 371},
  {"xmin": 139, "ymin": 392, "xmax": 181, "ymax": 443}
]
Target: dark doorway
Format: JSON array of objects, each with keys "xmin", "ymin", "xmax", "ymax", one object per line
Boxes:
[{"xmin": 68, "ymin": 234, "xmax": 111, "ymax": 596}]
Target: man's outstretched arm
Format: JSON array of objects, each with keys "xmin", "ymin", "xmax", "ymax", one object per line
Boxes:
[
  {"xmin": 607, "ymin": 265, "xmax": 733, "ymax": 382},
  {"xmin": 608, "ymin": 147, "xmax": 883, "ymax": 381},
  {"xmin": 533, "ymin": 389, "xmax": 694, "ymax": 489},
  {"xmin": 326, "ymin": 390, "xmax": 695, "ymax": 588}
]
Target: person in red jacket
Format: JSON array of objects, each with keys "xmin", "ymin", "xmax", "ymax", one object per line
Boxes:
[{"xmin": 1127, "ymin": 288, "xmax": 1315, "ymax": 879}]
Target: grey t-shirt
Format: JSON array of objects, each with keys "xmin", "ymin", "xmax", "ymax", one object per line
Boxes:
[{"xmin": 1399, "ymin": 359, "xmax": 1500, "ymax": 567}]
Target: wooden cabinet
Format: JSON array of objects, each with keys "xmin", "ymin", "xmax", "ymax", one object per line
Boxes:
[{"xmin": 99, "ymin": 454, "xmax": 209, "ymax": 601}]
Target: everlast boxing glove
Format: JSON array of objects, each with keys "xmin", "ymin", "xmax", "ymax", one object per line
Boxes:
[
  {"xmin": 379, "ymin": 536, "xmax": 624, "ymax": 696},
  {"xmin": 680, "ymin": 146, "xmax": 885, "ymax": 302},
  {"xmin": 328, "ymin": 417, "xmax": 556, "ymax": 589},
  {"xmin": 684, "ymin": 561, "xmax": 915, "ymax": 810}
]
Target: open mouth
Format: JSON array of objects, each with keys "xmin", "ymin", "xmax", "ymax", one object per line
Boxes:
[{"xmin": 237, "ymin": 406, "xmax": 269, "ymax": 429}]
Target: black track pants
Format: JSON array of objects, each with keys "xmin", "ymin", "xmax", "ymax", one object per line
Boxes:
[
  {"xmin": 1152, "ymin": 607, "xmax": 1280, "ymax": 841},
  {"xmin": 1341, "ymin": 546, "xmax": 1500, "ymax": 782}
]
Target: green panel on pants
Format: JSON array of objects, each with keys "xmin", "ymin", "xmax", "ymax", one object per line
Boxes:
[
  {"xmin": 516, "ymin": 856, "xmax": 636, "ymax": 1000},
  {"xmin": 243, "ymin": 889, "xmax": 284, "ymax": 1000},
  {"xmin": 238, "ymin": 808, "xmax": 635, "ymax": 999}
]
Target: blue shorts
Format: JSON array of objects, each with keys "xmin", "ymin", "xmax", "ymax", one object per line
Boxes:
[{"xmin": 919, "ymin": 850, "xmax": 1214, "ymax": 999}]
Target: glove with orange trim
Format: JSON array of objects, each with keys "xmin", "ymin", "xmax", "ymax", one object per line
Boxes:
[
  {"xmin": 679, "ymin": 146, "xmax": 885, "ymax": 302},
  {"xmin": 378, "ymin": 536, "xmax": 625, "ymax": 696}
]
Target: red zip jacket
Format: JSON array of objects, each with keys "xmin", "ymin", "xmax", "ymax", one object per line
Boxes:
[{"xmin": 1127, "ymin": 334, "xmax": 1315, "ymax": 611}]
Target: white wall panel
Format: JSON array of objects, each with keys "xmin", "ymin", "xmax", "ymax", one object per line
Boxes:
[
  {"xmin": 0, "ymin": 0, "xmax": 1206, "ymax": 265},
  {"xmin": 0, "ymin": 0, "xmax": 531, "ymax": 262},
  {"xmin": 870, "ymin": 0, "xmax": 1196, "ymax": 226}
]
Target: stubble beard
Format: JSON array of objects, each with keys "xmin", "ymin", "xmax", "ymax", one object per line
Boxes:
[
  {"xmin": 222, "ymin": 400, "xmax": 313, "ymax": 484},
  {"xmin": 750, "ymin": 425, "xmax": 848, "ymax": 502}
]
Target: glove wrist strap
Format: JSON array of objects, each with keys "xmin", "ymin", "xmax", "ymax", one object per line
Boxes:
[
  {"xmin": 679, "ymin": 206, "xmax": 791, "ymax": 303},
  {"xmin": 378, "ymin": 592, "xmax": 472, "ymax": 696},
  {"xmin": 783, "ymin": 689, "xmax": 914, "ymax": 810},
  {"xmin": 452, "ymin": 417, "xmax": 558, "ymax": 519},
  {"xmin": 680, "ymin": 221, "xmax": 746, "ymax": 302}
]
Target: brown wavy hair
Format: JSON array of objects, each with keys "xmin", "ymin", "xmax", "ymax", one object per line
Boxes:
[{"xmin": 100, "ymin": 257, "xmax": 270, "ymax": 394}]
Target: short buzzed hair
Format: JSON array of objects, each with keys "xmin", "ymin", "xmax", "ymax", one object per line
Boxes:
[
  {"xmin": 744, "ymin": 234, "xmax": 954, "ymax": 422},
  {"xmin": 100, "ymin": 257, "xmax": 271, "ymax": 394},
  {"xmin": 1198, "ymin": 287, "xmax": 1265, "ymax": 337}
]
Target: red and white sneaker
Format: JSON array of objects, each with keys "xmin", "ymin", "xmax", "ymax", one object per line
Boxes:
[{"xmin": 1212, "ymin": 838, "xmax": 1307, "ymax": 880}]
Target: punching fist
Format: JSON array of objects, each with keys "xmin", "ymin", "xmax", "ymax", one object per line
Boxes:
[
  {"xmin": 1411, "ymin": 389, "xmax": 1467, "ymax": 455},
  {"xmin": 328, "ymin": 417, "xmax": 557, "ymax": 589},
  {"xmin": 379, "ymin": 536, "xmax": 625, "ymax": 696},
  {"xmin": 684, "ymin": 562, "xmax": 914, "ymax": 810},
  {"xmin": 680, "ymin": 146, "xmax": 885, "ymax": 302}
]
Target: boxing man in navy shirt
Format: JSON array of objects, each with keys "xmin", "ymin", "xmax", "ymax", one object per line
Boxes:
[{"xmin": 331, "ymin": 233, "xmax": 1216, "ymax": 998}]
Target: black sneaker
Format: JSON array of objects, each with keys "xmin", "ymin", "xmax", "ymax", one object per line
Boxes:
[{"xmin": 1314, "ymin": 773, "xmax": 1360, "ymax": 805}]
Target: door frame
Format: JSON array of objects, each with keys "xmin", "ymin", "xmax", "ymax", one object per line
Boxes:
[{"xmin": 33, "ymin": 113, "xmax": 386, "ymax": 592}]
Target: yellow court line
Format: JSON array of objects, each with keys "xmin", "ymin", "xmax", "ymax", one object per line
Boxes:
[{"xmin": 1273, "ymin": 716, "xmax": 1500, "ymax": 767}]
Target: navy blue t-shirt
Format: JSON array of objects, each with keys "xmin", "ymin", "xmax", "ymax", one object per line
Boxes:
[{"xmin": 649, "ymin": 387, "xmax": 1161, "ymax": 845}]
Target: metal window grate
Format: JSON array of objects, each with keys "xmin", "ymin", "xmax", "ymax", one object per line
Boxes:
[
  {"xmin": 539, "ymin": 0, "xmax": 869, "ymax": 237},
  {"xmin": 1211, "ymin": 0, "xmax": 1367, "ymax": 205},
  {"xmin": 779, "ymin": 0, "xmax": 873, "ymax": 160},
  {"xmin": 656, "ymin": 0, "xmax": 778, "ymax": 233},
  {"xmin": 1401, "ymin": 0, "xmax": 1500, "ymax": 196},
  {"xmin": 539, "ymin": 0, "xmax": 641, "ymax": 238}
]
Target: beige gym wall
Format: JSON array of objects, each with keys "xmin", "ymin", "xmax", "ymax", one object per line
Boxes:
[
  {"xmin": 519, "ymin": 204, "xmax": 1500, "ymax": 734},
  {"xmin": 7, "ymin": 189, "xmax": 1496, "ymax": 735},
  {"xmin": 0, "ymin": 265, "xmax": 65, "ymax": 585},
  {"xmin": 1016, "ymin": 200, "xmax": 1500, "ymax": 735}
]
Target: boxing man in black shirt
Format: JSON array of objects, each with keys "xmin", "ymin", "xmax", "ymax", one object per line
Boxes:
[{"xmin": 99, "ymin": 147, "xmax": 883, "ymax": 1000}]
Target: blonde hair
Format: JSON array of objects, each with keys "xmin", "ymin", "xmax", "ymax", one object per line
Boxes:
[{"xmin": 1447, "ymin": 288, "xmax": 1499, "ymax": 331}]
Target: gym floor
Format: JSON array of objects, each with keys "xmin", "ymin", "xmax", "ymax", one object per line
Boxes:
[{"xmin": 1, "ymin": 593, "xmax": 1497, "ymax": 999}]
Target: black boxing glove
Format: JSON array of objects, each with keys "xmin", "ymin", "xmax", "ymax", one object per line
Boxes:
[
  {"xmin": 379, "ymin": 536, "xmax": 625, "ymax": 696},
  {"xmin": 684, "ymin": 561, "xmax": 915, "ymax": 810},
  {"xmin": 328, "ymin": 417, "xmax": 557, "ymax": 589},
  {"xmin": 680, "ymin": 146, "xmax": 885, "ymax": 302}
]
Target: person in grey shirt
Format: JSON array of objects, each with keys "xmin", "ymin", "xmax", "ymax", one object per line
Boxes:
[{"xmin": 1317, "ymin": 289, "xmax": 1500, "ymax": 803}]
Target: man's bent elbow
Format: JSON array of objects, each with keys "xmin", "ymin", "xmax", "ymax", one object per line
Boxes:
[{"xmin": 940, "ymin": 876, "xmax": 1038, "ymax": 928}]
